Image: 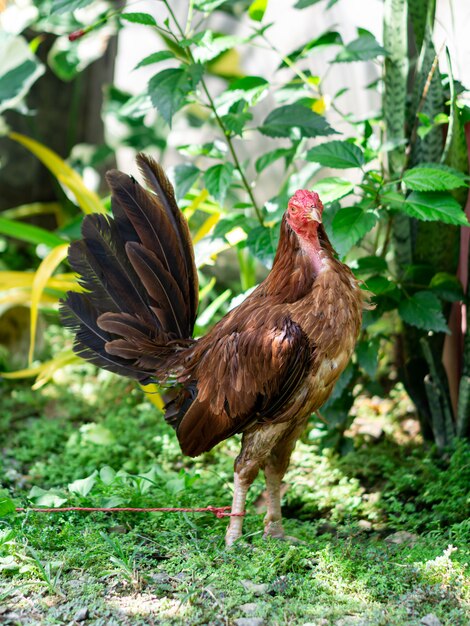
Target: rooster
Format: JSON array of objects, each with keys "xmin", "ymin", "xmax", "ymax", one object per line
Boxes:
[{"xmin": 62, "ymin": 154, "xmax": 369, "ymax": 546}]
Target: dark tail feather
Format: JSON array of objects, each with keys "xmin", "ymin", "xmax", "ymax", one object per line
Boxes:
[
  {"xmin": 106, "ymin": 170, "xmax": 188, "ymax": 313},
  {"xmin": 136, "ymin": 153, "xmax": 199, "ymax": 328},
  {"xmin": 61, "ymin": 155, "xmax": 196, "ymax": 382},
  {"xmin": 60, "ymin": 293, "xmax": 152, "ymax": 381},
  {"xmin": 125, "ymin": 241, "xmax": 188, "ymax": 337}
]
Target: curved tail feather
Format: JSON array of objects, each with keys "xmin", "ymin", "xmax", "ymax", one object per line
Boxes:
[{"xmin": 61, "ymin": 155, "xmax": 197, "ymax": 382}]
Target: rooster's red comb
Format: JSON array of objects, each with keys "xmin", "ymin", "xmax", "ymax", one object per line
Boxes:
[{"xmin": 289, "ymin": 190, "xmax": 323, "ymax": 210}]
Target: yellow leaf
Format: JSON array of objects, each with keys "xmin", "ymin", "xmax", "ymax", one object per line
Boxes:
[
  {"xmin": 29, "ymin": 243, "xmax": 69, "ymax": 365},
  {"xmin": 225, "ymin": 226, "xmax": 248, "ymax": 246},
  {"xmin": 183, "ymin": 188, "xmax": 209, "ymax": 221},
  {"xmin": 33, "ymin": 350, "xmax": 80, "ymax": 389},
  {"xmin": 0, "ymin": 291, "xmax": 58, "ymax": 307},
  {"xmin": 0, "ymin": 271, "xmax": 36, "ymax": 289},
  {"xmin": 1, "ymin": 349, "xmax": 79, "ymax": 389},
  {"xmin": 9, "ymin": 132, "xmax": 105, "ymax": 215},
  {"xmin": 248, "ymin": 0, "xmax": 268, "ymax": 21},
  {"xmin": 0, "ymin": 271, "xmax": 80, "ymax": 293},
  {"xmin": 193, "ymin": 213, "xmax": 220, "ymax": 244},
  {"xmin": 140, "ymin": 383, "xmax": 165, "ymax": 410},
  {"xmin": 199, "ymin": 276, "xmax": 216, "ymax": 300},
  {"xmin": 208, "ymin": 48, "xmax": 243, "ymax": 79},
  {"xmin": 312, "ymin": 96, "xmax": 330, "ymax": 115},
  {"xmin": 1, "ymin": 364, "xmax": 44, "ymax": 379},
  {"xmin": 2, "ymin": 202, "xmax": 65, "ymax": 225},
  {"xmin": 307, "ymin": 75, "xmax": 321, "ymax": 86}
]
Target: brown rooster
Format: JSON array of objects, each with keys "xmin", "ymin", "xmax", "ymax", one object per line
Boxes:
[{"xmin": 62, "ymin": 154, "xmax": 369, "ymax": 546}]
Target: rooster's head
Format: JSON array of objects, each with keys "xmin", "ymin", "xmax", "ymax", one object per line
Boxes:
[{"xmin": 286, "ymin": 190, "xmax": 323, "ymax": 236}]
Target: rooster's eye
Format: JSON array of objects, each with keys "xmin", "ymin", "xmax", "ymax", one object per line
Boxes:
[{"xmin": 290, "ymin": 207, "xmax": 297, "ymax": 213}]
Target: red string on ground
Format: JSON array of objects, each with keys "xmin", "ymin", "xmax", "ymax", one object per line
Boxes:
[{"xmin": 15, "ymin": 506, "xmax": 245, "ymax": 519}]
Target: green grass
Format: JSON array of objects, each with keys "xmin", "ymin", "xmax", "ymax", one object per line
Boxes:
[{"xmin": 0, "ymin": 362, "xmax": 469, "ymax": 625}]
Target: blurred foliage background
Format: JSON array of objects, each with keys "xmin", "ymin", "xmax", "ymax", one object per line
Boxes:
[{"xmin": 0, "ymin": 0, "xmax": 469, "ymax": 452}]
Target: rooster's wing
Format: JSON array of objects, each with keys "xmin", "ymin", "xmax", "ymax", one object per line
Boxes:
[{"xmin": 175, "ymin": 315, "xmax": 312, "ymax": 456}]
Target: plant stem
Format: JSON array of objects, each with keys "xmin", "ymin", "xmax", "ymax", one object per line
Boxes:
[
  {"xmin": 200, "ymin": 81, "xmax": 264, "ymax": 225},
  {"xmin": 185, "ymin": 0, "xmax": 194, "ymax": 35},
  {"xmin": 162, "ymin": 0, "xmax": 263, "ymax": 225},
  {"xmin": 380, "ymin": 215, "xmax": 394, "ymax": 258}
]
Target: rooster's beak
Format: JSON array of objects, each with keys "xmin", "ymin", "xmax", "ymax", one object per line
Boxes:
[{"xmin": 307, "ymin": 206, "xmax": 322, "ymax": 223}]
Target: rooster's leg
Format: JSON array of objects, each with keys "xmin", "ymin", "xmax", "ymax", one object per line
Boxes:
[
  {"xmin": 263, "ymin": 463, "xmax": 285, "ymax": 538},
  {"xmin": 263, "ymin": 423, "xmax": 305, "ymax": 539},
  {"xmin": 225, "ymin": 460, "xmax": 259, "ymax": 547}
]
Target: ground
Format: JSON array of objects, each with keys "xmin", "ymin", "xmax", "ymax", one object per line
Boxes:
[{"xmin": 0, "ymin": 351, "xmax": 469, "ymax": 625}]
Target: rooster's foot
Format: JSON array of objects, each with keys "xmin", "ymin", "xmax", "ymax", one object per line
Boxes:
[
  {"xmin": 225, "ymin": 530, "xmax": 242, "ymax": 548},
  {"xmin": 263, "ymin": 519, "xmax": 285, "ymax": 539}
]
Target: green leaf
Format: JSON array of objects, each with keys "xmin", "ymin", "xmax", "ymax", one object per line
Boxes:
[
  {"xmin": 313, "ymin": 177, "xmax": 354, "ymax": 203},
  {"xmin": 28, "ymin": 486, "xmax": 67, "ymax": 508},
  {"xmin": 259, "ymin": 104, "xmax": 336, "ymax": 139},
  {"xmin": 246, "ymin": 224, "xmax": 280, "ymax": 266},
  {"xmin": 178, "ymin": 141, "xmax": 227, "ymax": 159},
  {"xmin": 0, "ymin": 217, "xmax": 67, "ymax": 248},
  {"xmin": 401, "ymin": 192, "xmax": 469, "ymax": 226},
  {"xmin": 255, "ymin": 147, "xmax": 294, "ymax": 173},
  {"xmin": 249, "ymin": 0, "xmax": 268, "ymax": 21},
  {"xmin": 79, "ymin": 423, "xmax": 115, "ymax": 445},
  {"xmin": 48, "ymin": 28, "xmax": 113, "ymax": 82},
  {"xmin": 352, "ymin": 256, "xmax": 388, "ymax": 276},
  {"xmin": 173, "ymin": 164, "xmax": 201, "ymax": 201},
  {"xmin": 365, "ymin": 275, "xmax": 396, "ymax": 295},
  {"xmin": 306, "ymin": 140, "xmax": 364, "ymax": 169},
  {"xmin": 194, "ymin": 0, "xmax": 227, "ymax": 11},
  {"xmin": 204, "ymin": 163, "xmax": 235, "ymax": 203},
  {"xmin": 356, "ymin": 337, "xmax": 380, "ymax": 378},
  {"xmin": 281, "ymin": 31, "xmax": 342, "ymax": 66},
  {"xmin": 134, "ymin": 51, "xmax": 175, "ymax": 70},
  {"xmin": 403, "ymin": 164, "xmax": 468, "ymax": 191},
  {"xmin": 399, "ymin": 291, "xmax": 449, "ymax": 333},
  {"xmin": 51, "ymin": 0, "xmax": 92, "ymax": 13},
  {"xmin": 429, "ymin": 272, "xmax": 464, "ymax": 302},
  {"xmin": 221, "ymin": 109, "xmax": 252, "ymax": 136},
  {"xmin": 99, "ymin": 466, "xmax": 116, "ymax": 486},
  {"xmin": 100, "ymin": 496, "xmax": 125, "ymax": 508},
  {"xmin": 48, "ymin": 47, "xmax": 79, "ymax": 82},
  {"xmin": 331, "ymin": 207, "xmax": 377, "ymax": 255},
  {"xmin": 68, "ymin": 471, "xmax": 97, "ymax": 497},
  {"xmin": 294, "ymin": 0, "xmax": 322, "ymax": 7},
  {"xmin": 184, "ymin": 32, "xmax": 243, "ymax": 63},
  {"xmin": 121, "ymin": 12, "xmax": 157, "ymax": 26},
  {"xmin": 334, "ymin": 31, "xmax": 386, "ymax": 63},
  {"xmin": 148, "ymin": 65, "xmax": 203, "ymax": 126},
  {"xmin": 0, "ymin": 33, "xmax": 45, "ymax": 113},
  {"xmin": 216, "ymin": 76, "xmax": 269, "ymax": 113},
  {"xmin": 0, "ymin": 497, "xmax": 15, "ymax": 517}
]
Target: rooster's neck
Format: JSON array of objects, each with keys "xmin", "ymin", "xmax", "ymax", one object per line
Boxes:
[
  {"xmin": 297, "ymin": 228, "xmax": 325, "ymax": 274},
  {"xmin": 264, "ymin": 218, "xmax": 334, "ymax": 301},
  {"xmin": 273, "ymin": 217, "xmax": 334, "ymax": 273}
]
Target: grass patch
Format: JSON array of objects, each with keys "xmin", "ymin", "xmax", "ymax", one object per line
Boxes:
[{"xmin": 1, "ymin": 364, "xmax": 469, "ymax": 625}]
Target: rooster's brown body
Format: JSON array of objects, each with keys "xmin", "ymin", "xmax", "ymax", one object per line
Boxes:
[{"xmin": 62, "ymin": 155, "xmax": 368, "ymax": 545}]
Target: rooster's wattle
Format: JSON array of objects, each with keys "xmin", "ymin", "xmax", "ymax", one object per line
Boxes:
[{"xmin": 62, "ymin": 154, "xmax": 369, "ymax": 546}]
